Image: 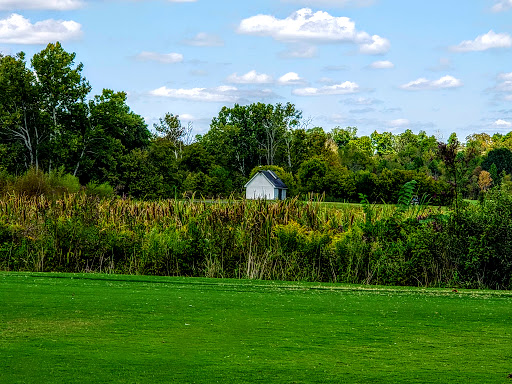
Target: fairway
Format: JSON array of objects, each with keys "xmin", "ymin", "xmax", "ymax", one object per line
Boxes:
[{"xmin": 1, "ymin": 273, "xmax": 511, "ymax": 383}]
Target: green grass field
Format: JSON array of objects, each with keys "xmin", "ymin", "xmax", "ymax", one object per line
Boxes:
[{"xmin": 1, "ymin": 273, "xmax": 511, "ymax": 383}]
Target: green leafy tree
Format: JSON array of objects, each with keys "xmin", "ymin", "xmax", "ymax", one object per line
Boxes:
[
  {"xmin": 31, "ymin": 42, "xmax": 91, "ymax": 170},
  {"xmin": 438, "ymin": 138, "xmax": 461, "ymax": 209},
  {"xmin": 339, "ymin": 136, "xmax": 375, "ymax": 172},
  {"xmin": 82, "ymin": 89, "xmax": 150, "ymax": 186},
  {"xmin": 180, "ymin": 142, "xmax": 212, "ymax": 174},
  {"xmin": 482, "ymin": 148, "xmax": 512, "ymax": 178},
  {"xmin": 330, "ymin": 126, "xmax": 357, "ymax": 148},
  {"xmin": 298, "ymin": 158, "xmax": 327, "ymax": 194},
  {"xmin": 203, "ymin": 102, "xmax": 301, "ymax": 177},
  {"xmin": 208, "ymin": 166, "xmax": 233, "ymax": 197},
  {"xmin": 121, "ymin": 148, "xmax": 165, "ymax": 199},
  {"xmin": 0, "ymin": 52, "xmax": 43, "ymax": 169},
  {"xmin": 371, "ymin": 130, "xmax": 395, "ymax": 156}
]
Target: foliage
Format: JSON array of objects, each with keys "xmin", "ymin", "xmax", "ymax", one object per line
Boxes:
[
  {"xmin": 482, "ymin": 147, "xmax": 512, "ymax": 176},
  {"xmin": 0, "ymin": 190, "xmax": 510, "ymax": 289},
  {"xmin": 397, "ymin": 179, "xmax": 418, "ymax": 211}
]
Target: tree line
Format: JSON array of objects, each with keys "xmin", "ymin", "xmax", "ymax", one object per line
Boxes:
[{"xmin": 2, "ymin": 43, "xmax": 512, "ymax": 203}]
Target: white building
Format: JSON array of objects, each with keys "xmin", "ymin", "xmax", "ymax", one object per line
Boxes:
[{"xmin": 244, "ymin": 170, "xmax": 288, "ymax": 200}]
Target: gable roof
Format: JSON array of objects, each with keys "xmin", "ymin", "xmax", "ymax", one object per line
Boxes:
[{"xmin": 244, "ymin": 170, "xmax": 288, "ymax": 189}]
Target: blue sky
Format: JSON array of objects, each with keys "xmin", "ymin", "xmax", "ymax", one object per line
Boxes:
[{"xmin": 1, "ymin": 0, "xmax": 512, "ymax": 141}]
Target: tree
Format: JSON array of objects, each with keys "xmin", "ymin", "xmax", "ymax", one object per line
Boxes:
[
  {"xmin": 201, "ymin": 102, "xmax": 301, "ymax": 182},
  {"xmin": 31, "ymin": 42, "xmax": 90, "ymax": 127},
  {"xmin": 153, "ymin": 113, "xmax": 192, "ymax": 160},
  {"xmin": 438, "ymin": 138, "xmax": 461, "ymax": 209},
  {"xmin": 298, "ymin": 158, "xmax": 327, "ymax": 194},
  {"xmin": 121, "ymin": 148, "xmax": 165, "ymax": 199},
  {"xmin": 482, "ymin": 148, "xmax": 512, "ymax": 176},
  {"xmin": 0, "ymin": 52, "xmax": 43, "ymax": 169},
  {"xmin": 478, "ymin": 170, "xmax": 492, "ymax": 192},
  {"xmin": 330, "ymin": 126, "xmax": 357, "ymax": 148},
  {"xmin": 260, "ymin": 102, "xmax": 301, "ymax": 166},
  {"xmin": 79, "ymin": 89, "xmax": 150, "ymax": 186},
  {"xmin": 339, "ymin": 136, "xmax": 375, "ymax": 172},
  {"xmin": 180, "ymin": 142, "xmax": 212, "ymax": 174},
  {"xmin": 465, "ymin": 133, "xmax": 492, "ymax": 158},
  {"xmin": 31, "ymin": 42, "xmax": 91, "ymax": 170}
]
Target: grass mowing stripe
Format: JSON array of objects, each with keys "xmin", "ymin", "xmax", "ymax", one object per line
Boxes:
[
  {"xmin": 8, "ymin": 272, "xmax": 512, "ymax": 298},
  {"xmin": 1, "ymin": 272, "xmax": 511, "ymax": 383}
]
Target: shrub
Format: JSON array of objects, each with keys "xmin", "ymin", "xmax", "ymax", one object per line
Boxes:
[
  {"xmin": 10, "ymin": 167, "xmax": 51, "ymax": 197},
  {"xmin": 85, "ymin": 182, "xmax": 114, "ymax": 199},
  {"xmin": 48, "ymin": 168, "xmax": 81, "ymax": 196}
]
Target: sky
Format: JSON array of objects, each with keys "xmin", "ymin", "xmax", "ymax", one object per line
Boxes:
[{"xmin": 1, "ymin": 0, "xmax": 512, "ymax": 141}]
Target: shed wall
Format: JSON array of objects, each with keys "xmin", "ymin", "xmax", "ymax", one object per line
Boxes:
[{"xmin": 245, "ymin": 174, "xmax": 274, "ymax": 199}]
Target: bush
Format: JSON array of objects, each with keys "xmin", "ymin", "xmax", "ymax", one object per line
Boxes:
[
  {"xmin": 85, "ymin": 182, "xmax": 114, "ymax": 199},
  {"xmin": 6, "ymin": 167, "xmax": 81, "ymax": 198},
  {"xmin": 48, "ymin": 168, "xmax": 81, "ymax": 196}
]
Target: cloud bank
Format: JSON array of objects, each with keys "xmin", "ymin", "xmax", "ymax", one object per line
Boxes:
[
  {"xmin": 0, "ymin": 13, "xmax": 82, "ymax": 44},
  {"xmin": 491, "ymin": 0, "xmax": 512, "ymax": 12},
  {"xmin": 293, "ymin": 81, "xmax": 359, "ymax": 96},
  {"xmin": 135, "ymin": 51, "xmax": 183, "ymax": 63},
  {"xmin": 227, "ymin": 70, "xmax": 273, "ymax": 84},
  {"xmin": 238, "ymin": 8, "xmax": 390, "ymax": 55},
  {"xmin": 452, "ymin": 30, "xmax": 512, "ymax": 52},
  {"xmin": 0, "ymin": 0, "xmax": 83, "ymax": 10},
  {"xmin": 400, "ymin": 75, "xmax": 463, "ymax": 90}
]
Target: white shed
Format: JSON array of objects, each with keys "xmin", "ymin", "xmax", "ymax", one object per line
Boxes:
[{"xmin": 244, "ymin": 170, "xmax": 288, "ymax": 200}]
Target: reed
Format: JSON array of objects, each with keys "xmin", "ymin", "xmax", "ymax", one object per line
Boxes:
[{"xmin": 0, "ymin": 191, "xmax": 510, "ymax": 289}]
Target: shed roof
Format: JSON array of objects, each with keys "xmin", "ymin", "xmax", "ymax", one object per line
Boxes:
[{"xmin": 244, "ymin": 170, "xmax": 288, "ymax": 189}]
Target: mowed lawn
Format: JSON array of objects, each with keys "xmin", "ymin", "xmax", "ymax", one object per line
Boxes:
[{"xmin": 1, "ymin": 273, "xmax": 511, "ymax": 384}]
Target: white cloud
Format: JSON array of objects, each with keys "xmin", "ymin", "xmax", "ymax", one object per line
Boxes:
[
  {"xmin": 0, "ymin": 0, "xmax": 83, "ymax": 10},
  {"xmin": 452, "ymin": 30, "xmax": 512, "ymax": 52},
  {"xmin": 369, "ymin": 60, "xmax": 394, "ymax": 69},
  {"xmin": 490, "ymin": 73, "xmax": 512, "ymax": 101},
  {"xmin": 293, "ymin": 81, "xmax": 359, "ymax": 96},
  {"xmin": 135, "ymin": 51, "xmax": 183, "ymax": 63},
  {"xmin": 182, "ymin": 32, "xmax": 223, "ymax": 47},
  {"xmin": 149, "ymin": 85, "xmax": 278, "ymax": 103},
  {"xmin": 495, "ymin": 79, "xmax": 512, "ymax": 92},
  {"xmin": 281, "ymin": 0, "xmax": 375, "ymax": 7},
  {"xmin": 149, "ymin": 85, "xmax": 238, "ymax": 102},
  {"xmin": 359, "ymin": 35, "xmax": 390, "ymax": 55},
  {"xmin": 0, "ymin": 13, "xmax": 82, "ymax": 44},
  {"xmin": 491, "ymin": 0, "xmax": 512, "ymax": 12},
  {"xmin": 238, "ymin": 8, "xmax": 390, "ymax": 54},
  {"xmin": 227, "ymin": 70, "xmax": 273, "ymax": 84},
  {"xmin": 278, "ymin": 72, "xmax": 304, "ymax": 85},
  {"xmin": 400, "ymin": 75, "xmax": 463, "ymax": 90},
  {"xmin": 499, "ymin": 72, "xmax": 512, "ymax": 81},
  {"xmin": 388, "ymin": 118, "xmax": 410, "ymax": 127},
  {"xmin": 179, "ymin": 113, "xmax": 196, "ymax": 121},
  {"xmin": 493, "ymin": 119, "xmax": 512, "ymax": 128}
]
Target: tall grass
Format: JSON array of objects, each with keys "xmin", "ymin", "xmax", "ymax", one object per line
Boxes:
[{"xmin": 0, "ymin": 191, "xmax": 511, "ymax": 289}]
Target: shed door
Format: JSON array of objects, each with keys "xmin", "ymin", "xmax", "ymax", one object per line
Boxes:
[{"xmin": 278, "ymin": 189, "xmax": 282, "ymax": 200}]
